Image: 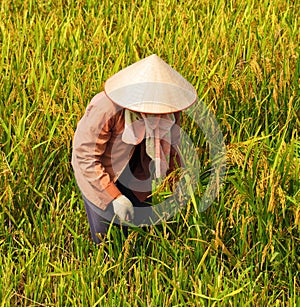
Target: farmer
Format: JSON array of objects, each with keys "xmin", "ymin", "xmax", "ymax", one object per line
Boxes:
[{"xmin": 71, "ymin": 54, "xmax": 197, "ymax": 244}]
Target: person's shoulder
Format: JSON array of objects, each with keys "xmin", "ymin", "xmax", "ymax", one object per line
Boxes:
[{"xmin": 90, "ymin": 91, "xmax": 121, "ymax": 115}]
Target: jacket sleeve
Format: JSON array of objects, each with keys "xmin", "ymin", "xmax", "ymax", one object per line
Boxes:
[{"xmin": 72, "ymin": 94, "xmax": 122, "ymax": 209}]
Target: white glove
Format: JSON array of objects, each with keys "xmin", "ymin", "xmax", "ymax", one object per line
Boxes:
[{"xmin": 112, "ymin": 195, "xmax": 134, "ymax": 222}]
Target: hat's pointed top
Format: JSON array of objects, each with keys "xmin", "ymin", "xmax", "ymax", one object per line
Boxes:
[{"xmin": 104, "ymin": 54, "xmax": 197, "ymax": 114}]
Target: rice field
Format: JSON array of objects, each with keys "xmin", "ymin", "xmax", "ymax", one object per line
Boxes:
[{"xmin": 0, "ymin": 0, "xmax": 299, "ymax": 306}]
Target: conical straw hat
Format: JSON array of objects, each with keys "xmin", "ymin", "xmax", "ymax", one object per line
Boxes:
[{"xmin": 104, "ymin": 54, "xmax": 197, "ymax": 114}]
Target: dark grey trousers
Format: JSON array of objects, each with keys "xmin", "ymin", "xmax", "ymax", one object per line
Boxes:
[{"xmin": 83, "ymin": 181, "xmax": 152, "ymax": 244}]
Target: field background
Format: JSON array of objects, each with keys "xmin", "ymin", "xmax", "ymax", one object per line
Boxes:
[{"xmin": 0, "ymin": 0, "xmax": 299, "ymax": 306}]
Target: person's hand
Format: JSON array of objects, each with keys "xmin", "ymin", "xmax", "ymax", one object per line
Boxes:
[{"xmin": 112, "ymin": 195, "xmax": 134, "ymax": 222}]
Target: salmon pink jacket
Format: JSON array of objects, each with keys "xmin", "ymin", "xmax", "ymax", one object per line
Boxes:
[{"xmin": 72, "ymin": 92, "xmax": 181, "ymax": 210}]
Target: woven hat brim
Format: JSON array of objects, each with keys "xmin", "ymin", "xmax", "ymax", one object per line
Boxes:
[{"xmin": 105, "ymin": 82, "xmax": 198, "ymax": 114}]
